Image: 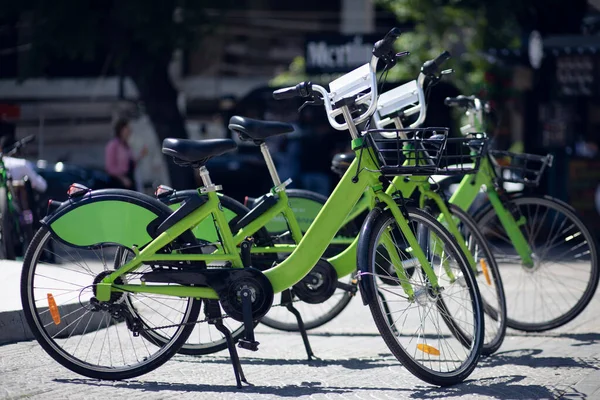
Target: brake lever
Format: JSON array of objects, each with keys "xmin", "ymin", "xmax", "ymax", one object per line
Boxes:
[
  {"xmin": 298, "ymin": 95, "xmax": 324, "ymax": 113},
  {"xmin": 441, "ymin": 68, "xmax": 454, "ymax": 75}
]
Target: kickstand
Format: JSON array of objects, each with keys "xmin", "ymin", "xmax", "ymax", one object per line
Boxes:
[
  {"xmin": 281, "ymin": 289, "xmax": 317, "ymax": 361},
  {"xmin": 377, "ymin": 289, "xmax": 399, "ymax": 336},
  {"xmin": 205, "ymin": 300, "xmax": 251, "ymax": 388}
]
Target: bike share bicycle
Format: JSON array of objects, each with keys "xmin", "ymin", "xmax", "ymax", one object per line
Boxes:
[
  {"xmin": 21, "ymin": 29, "xmax": 485, "ymax": 387},
  {"xmin": 0, "ymin": 135, "xmax": 38, "ymax": 259},
  {"xmin": 160, "ymin": 51, "xmax": 505, "ymax": 355},
  {"xmin": 443, "ymin": 95, "xmax": 599, "ymax": 332}
]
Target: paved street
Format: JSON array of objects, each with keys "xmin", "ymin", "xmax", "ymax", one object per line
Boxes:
[{"xmin": 2, "ymin": 259, "xmax": 600, "ymax": 399}]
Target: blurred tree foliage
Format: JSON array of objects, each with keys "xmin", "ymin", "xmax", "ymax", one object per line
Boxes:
[
  {"xmin": 1, "ymin": 0, "xmax": 232, "ymax": 189},
  {"xmin": 273, "ymin": 0, "xmax": 587, "ymax": 96}
]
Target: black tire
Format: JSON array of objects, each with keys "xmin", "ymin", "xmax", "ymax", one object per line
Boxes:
[
  {"xmin": 358, "ymin": 207, "xmax": 483, "ymax": 386},
  {"xmin": 0, "ymin": 187, "xmax": 16, "ymax": 260},
  {"xmin": 21, "ymin": 226, "xmax": 201, "ymax": 380},
  {"xmin": 259, "ymin": 189, "xmax": 356, "ymax": 331},
  {"xmin": 474, "ymin": 195, "xmax": 599, "ymax": 332},
  {"xmin": 447, "ymin": 204, "xmax": 507, "ymax": 355}
]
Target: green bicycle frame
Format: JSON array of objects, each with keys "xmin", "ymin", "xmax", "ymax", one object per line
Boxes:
[
  {"xmin": 328, "ymin": 155, "xmax": 535, "ymax": 268},
  {"xmin": 96, "ymin": 143, "xmax": 439, "ymax": 302},
  {"xmin": 448, "ymin": 157, "xmax": 534, "ymax": 267}
]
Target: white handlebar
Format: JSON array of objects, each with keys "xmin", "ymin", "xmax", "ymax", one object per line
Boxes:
[
  {"xmin": 373, "ymin": 72, "xmax": 427, "ymax": 137},
  {"xmin": 315, "ymin": 56, "xmax": 379, "ymax": 132}
]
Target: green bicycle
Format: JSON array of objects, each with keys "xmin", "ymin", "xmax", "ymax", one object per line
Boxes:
[
  {"xmin": 0, "ymin": 135, "xmax": 36, "ymax": 259},
  {"xmin": 20, "ymin": 30, "xmax": 484, "ymax": 387},
  {"xmin": 163, "ymin": 63, "xmax": 507, "ymax": 356},
  {"xmin": 443, "ymin": 95, "xmax": 599, "ymax": 332},
  {"xmin": 274, "ymin": 92, "xmax": 597, "ymax": 336}
]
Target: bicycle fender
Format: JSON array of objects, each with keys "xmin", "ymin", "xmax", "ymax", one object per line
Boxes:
[
  {"xmin": 356, "ymin": 206, "xmax": 385, "ymax": 306},
  {"xmin": 42, "ymin": 189, "xmax": 187, "ymax": 249}
]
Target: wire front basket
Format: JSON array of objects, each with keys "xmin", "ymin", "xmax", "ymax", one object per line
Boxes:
[
  {"xmin": 365, "ymin": 128, "xmax": 488, "ymax": 176},
  {"xmin": 488, "ymin": 150, "xmax": 554, "ymax": 186}
]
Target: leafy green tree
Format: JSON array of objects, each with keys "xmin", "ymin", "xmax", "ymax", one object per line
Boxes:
[{"xmin": 2, "ymin": 0, "xmax": 232, "ymax": 189}]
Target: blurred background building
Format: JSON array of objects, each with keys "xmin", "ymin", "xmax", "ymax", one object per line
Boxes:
[{"xmin": 0, "ymin": 0, "xmax": 599, "ymax": 229}]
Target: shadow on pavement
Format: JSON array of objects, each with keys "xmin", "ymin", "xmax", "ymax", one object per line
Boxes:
[
  {"xmin": 171, "ymin": 354, "xmax": 398, "ymax": 370},
  {"xmin": 53, "ymin": 375, "xmax": 561, "ymax": 398},
  {"xmin": 53, "ymin": 378, "xmax": 368, "ymax": 396},
  {"xmin": 506, "ymin": 331, "xmax": 600, "ymax": 347},
  {"xmin": 479, "ymin": 348, "xmax": 600, "ymax": 369},
  {"xmin": 408, "ymin": 375, "xmax": 560, "ymax": 399},
  {"xmin": 306, "ymin": 331, "xmax": 453, "ymax": 339}
]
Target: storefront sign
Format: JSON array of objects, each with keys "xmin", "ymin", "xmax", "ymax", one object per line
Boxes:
[{"xmin": 305, "ymin": 34, "xmax": 379, "ymax": 74}]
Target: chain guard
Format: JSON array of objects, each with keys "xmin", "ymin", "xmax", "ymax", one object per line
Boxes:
[
  {"xmin": 292, "ymin": 258, "xmax": 338, "ymax": 304},
  {"xmin": 142, "ymin": 266, "xmax": 273, "ymax": 322}
]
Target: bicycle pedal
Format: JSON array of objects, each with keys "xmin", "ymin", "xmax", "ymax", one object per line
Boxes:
[{"xmin": 237, "ymin": 339, "xmax": 260, "ymax": 351}]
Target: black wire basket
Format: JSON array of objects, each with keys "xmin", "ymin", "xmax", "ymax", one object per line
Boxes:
[
  {"xmin": 365, "ymin": 128, "xmax": 488, "ymax": 176},
  {"xmin": 488, "ymin": 150, "xmax": 554, "ymax": 186}
]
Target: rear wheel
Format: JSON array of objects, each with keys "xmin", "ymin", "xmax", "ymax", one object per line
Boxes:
[
  {"xmin": 359, "ymin": 207, "xmax": 483, "ymax": 386},
  {"xmin": 475, "ymin": 195, "xmax": 599, "ymax": 332},
  {"xmin": 21, "ymin": 226, "xmax": 200, "ymax": 380}
]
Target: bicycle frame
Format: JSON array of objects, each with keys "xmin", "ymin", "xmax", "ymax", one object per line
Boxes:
[
  {"xmin": 95, "ymin": 142, "xmax": 439, "ymax": 302},
  {"xmin": 448, "ymin": 157, "xmax": 534, "ymax": 267}
]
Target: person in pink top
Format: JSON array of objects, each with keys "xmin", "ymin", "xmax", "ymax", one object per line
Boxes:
[{"xmin": 105, "ymin": 118, "xmax": 147, "ymax": 189}]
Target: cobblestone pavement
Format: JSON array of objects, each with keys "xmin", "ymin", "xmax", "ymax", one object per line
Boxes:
[{"xmin": 2, "ymin": 286, "xmax": 600, "ymax": 400}]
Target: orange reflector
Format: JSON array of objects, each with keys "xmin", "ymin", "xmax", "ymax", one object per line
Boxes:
[
  {"xmin": 417, "ymin": 343, "xmax": 440, "ymax": 356},
  {"xmin": 47, "ymin": 293, "xmax": 61, "ymax": 325},
  {"xmin": 480, "ymin": 258, "xmax": 492, "ymax": 286}
]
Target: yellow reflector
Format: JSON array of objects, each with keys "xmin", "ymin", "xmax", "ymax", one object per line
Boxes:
[
  {"xmin": 417, "ymin": 343, "xmax": 440, "ymax": 356},
  {"xmin": 480, "ymin": 258, "xmax": 492, "ymax": 286},
  {"xmin": 47, "ymin": 293, "xmax": 61, "ymax": 325}
]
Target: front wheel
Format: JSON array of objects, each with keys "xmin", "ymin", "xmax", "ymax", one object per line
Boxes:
[
  {"xmin": 358, "ymin": 207, "xmax": 484, "ymax": 386},
  {"xmin": 475, "ymin": 195, "xmax": 599, "ymax": 332},
  {"xmin": 21, "ymin": 226, "xmax": 201, "ymax": 380}
]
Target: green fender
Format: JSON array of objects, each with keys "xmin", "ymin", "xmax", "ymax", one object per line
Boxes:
[{"xmin": 43, "ymin": 189, "xmax": 179, "ymax": 249}]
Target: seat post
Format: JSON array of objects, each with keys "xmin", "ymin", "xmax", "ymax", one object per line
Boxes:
[
  {"xmin": 198, "ymin": 166, "xmax": 221, "ymax": 192},
  {"xmin": 259, "ymin": 143, "xmax": 282, "ymax": 187}
]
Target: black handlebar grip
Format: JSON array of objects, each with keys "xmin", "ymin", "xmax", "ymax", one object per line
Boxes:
[
  {"xmin": 384, "ymin": 27, "xmax": 402, "ymax": 41},
  {"xmin": 273, "ymin": 86, "xmax": 300, "ymax": 100},
  {"xmin": 373, "ymin": 27, "xmax": 402, "ymax": 58},
  {"xmin": 444, "ymin": 95, "xmax": 476, "ymax": 108},
  {"xmin": 422, "ymin": 50, "xmax": 452, "ymax": 75},
  {"xmin": 273, "ymin": 82, "xmax": 312, "ymax": 100},
  {"xmin": 444, "ymin": 97, "xmax": 459, "ymax": 106},
  {"xmin": 433, "ymin": 51, "xmax": 451, "ymax": 67}
]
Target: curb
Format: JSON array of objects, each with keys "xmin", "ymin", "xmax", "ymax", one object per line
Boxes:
[
  {"xmin": 1, "ymin": 303, "xmax": 109, "ymax": 346},
  {"xmin": 0, "ymin": 309, "xmax": 35, "ymax": 345}
]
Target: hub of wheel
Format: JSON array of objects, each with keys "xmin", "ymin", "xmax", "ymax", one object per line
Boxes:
[
  {"xmin": 92, "ymin": 270, "xmax": 126, "ymax": 304},
  {"xmin": 522, "ymin": 253, "xmax": 541, "ymax": 273},
  {"xmin": 292, "ymin": 259, "xmax": 337, "ymax": 304}
]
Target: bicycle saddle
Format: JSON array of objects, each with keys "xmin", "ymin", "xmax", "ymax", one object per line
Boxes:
[
  {"xmin": 228, "ymin": 116, "xmax": 294, "ymax": 142},
  {"xmin": 162, "ymin": 138, "xmax": 237, "ymax": 166}
]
